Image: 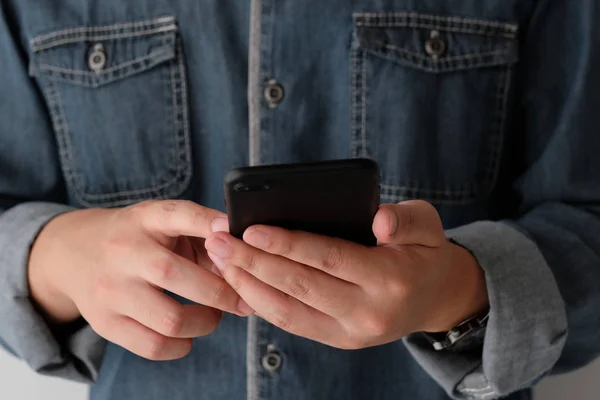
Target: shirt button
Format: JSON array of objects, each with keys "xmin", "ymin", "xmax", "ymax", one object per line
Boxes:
[
  {"xmin": 88, "ymin": 44, "xmax": 107, "ymax": 72},
  {"xmin": 264, "ymin": 79, "xmax": 285, "ymax": 108},
  {"xmin": 261, "ymin": 346, "xmax": 283, "ymax": 373},
  {"xmin": 425, "ymin": 30, "xmax": 446, "ymax": 60}
]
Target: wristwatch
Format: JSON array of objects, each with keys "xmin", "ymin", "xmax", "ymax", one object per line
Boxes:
[{"xmin": 423, "ymin": 309, "xmax": 489, "ymax": 352}]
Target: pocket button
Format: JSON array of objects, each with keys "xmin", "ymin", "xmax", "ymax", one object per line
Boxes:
[
  {"xmin": 88, "ymin": 44, "xmax": 107, "ymax": 72},
  {"xmin": 425, "ymin": 30, "xmax": 446, "ymax": 60}
]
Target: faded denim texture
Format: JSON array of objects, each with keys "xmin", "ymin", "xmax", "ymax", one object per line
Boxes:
[{"xmin": 1, "ymin": 1, "xmax": 599, "ymax": 399}]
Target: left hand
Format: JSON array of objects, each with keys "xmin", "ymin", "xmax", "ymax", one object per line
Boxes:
[{"xmin": 205, "ymin": 200, "xmax": 489, "ymax": 349}]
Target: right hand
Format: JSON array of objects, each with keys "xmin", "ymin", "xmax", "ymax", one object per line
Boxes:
[{"xmin": 28, "ymin": 200, "xmax": 253, "ymax": 361}]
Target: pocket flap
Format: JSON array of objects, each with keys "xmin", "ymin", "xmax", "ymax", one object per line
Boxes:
[
  {"xmin": 354, "ymin": 12, "xmax": 519, "ymax": 73},
  {"xmin": 29, "ymin": 16, "xmax": 177, "ymax": 88}
]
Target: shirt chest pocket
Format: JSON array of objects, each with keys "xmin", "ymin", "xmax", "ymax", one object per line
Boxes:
[
  {"xmin": 29, "ymin": 17, "xmax": 192, "ymax": 208},
  {"xmin": 351, "ymin": 12, "xmax": 519, "ymax": 205}
]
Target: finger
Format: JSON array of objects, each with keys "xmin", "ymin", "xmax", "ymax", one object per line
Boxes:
[
  {"xmin": 372, "ymin": 201, "xmax": 444, "ymax": 247},
  {"xmin": 187, "ymin": 237, "xmax": 224, "ymax": 277},
  {"xmin": 204, "ymin": 233, "xmax": 357, "ymax": 318},
  {"xmin": 212, "ymin": 256, "xmax": 344, "ymax": 347},
  {"xmin": 173, "ymin": 236, "xmax": 196, "ymax": 262},
  {"xmin": 174, "ymin": 236, "xmax": 216, "ymax": 272},
  {"xmin": 139, "ymin": 200, "xmax": 228, "ymax": 239},
  {"xmin": 111, "ymin": 281, "xmax": 222, "ymax": 338},
  {"xmin": 92, "ymin": 314, "xmax": 192, "ymax": 361},
  {"xmin": 138, "ymin": 248, "xmax": 254, "ymax": 316},
  {"xmin": 238, "ymin": 226, "xmax": 378, "ymax": 284}
]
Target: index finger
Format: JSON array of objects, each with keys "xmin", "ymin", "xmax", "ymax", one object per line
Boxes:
[
  {"xmin": 242, "ymin": 226, "xmax": 378, "ymax": 284},
  {"xmin": 139, "ymin": 200, "xmax": 228, "ymax": 238}
]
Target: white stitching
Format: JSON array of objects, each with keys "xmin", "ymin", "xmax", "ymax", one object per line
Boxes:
[
  {"xmin": 78, "ymin": 47, "xmax": 188, "ymax": 202},
  {"xmin": 351, "ymin": 12, "xmax": 514, "ymax": 204},
  {"xmin": 170, "ymin": 39, "xmax": 181, "ymax": 189},
  {"xmin": 353, "ymin": 12, "xmax": 517, "ymax": 32},
  {"xmin": 380, "ymin": 44, "xmax": 511, "ymax": 63},
  {"xmin": 32, "ymin": 25, "xmax": 177, "ymax": 52},
  {"xmin": 30, "ymin": 16, "xmax": 175, "ymax": 45},
  {"xmin": 380, "ymin": 184, "xmax": 478, "ymax": 196},
  {"xmin": 43, "ymin": 80, "xmax": 92, "ymax": 207},
  {"xmin": 360, "ymin": 49, "xmax": 367, "ymax": 157},
  {"xmin": 43, "ymin": 81, "xmax": 71, "ymax": 174},
  {"xmin": 380, "ymin": 193, "xmax": 478, "ymax": 206},
  {"xmin": 36, "ymin": 50, "xmax": 172, "ymax": 77},
  {"xmin": 368, "ymin": 51, "xmax": 515, "ymax": 75},
  {"xmin": 39, "ymin": 41, "xmax": 189, "ymax": 206},
  {"xmin": 357, "ymin": 21, "xmax": 516, "ymax": 39},
  {"xmin": 177, "ymin": 38, "xmax": 192, "ymax": 190},
  {"xmin": 350, "ymin": 43, "xmax": 358, "ymax": 158},
  {"xmin": 483, "ymin": 65, "xmax": 512, "ymax": 195}
]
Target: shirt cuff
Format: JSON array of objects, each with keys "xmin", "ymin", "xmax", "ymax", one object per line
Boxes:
[
  {"xmin": 403, "ymin": 220, "xmax": 568, "ymax": 399},
  {"xmin": 0, "ymin": 202, "xmax": 105, "ymax": 383}
]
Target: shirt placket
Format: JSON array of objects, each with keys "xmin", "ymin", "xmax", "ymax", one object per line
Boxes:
[{"xmin": 246, "ymin": 1, "xmax": 280, "ymax": 400}]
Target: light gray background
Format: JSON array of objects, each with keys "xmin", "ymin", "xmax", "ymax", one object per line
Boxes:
[{"xmin": 1, "ymin": 347, "xmax": 598, "ymax": 399}]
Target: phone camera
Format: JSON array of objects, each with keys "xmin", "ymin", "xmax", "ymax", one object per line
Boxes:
[
  {"xmin": 234, "ymin": 183, "xmax": 251, "ymax": 192},
  {"xmin": 234, "ymin": 182, "xmax": 272, "ymax": 192}
]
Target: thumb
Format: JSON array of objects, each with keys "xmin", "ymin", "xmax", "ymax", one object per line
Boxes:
[{"xmin": 372, "ymin": 200, "xmax": 445, "ymax": 247}]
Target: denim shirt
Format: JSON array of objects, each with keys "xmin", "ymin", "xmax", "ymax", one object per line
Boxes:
[{"xmin": 1, "ymin": 1, "xmax": 600, "ymax": 399}]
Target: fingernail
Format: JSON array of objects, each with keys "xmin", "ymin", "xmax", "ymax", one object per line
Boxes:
[
  {"xmin": 211, "ymin": 217, "xmax": 229, "ymax": 233},
  {"xmin": 206, "ymin": 237, "xmax": 231, "ymax": 258},
  {"xmin": 244, "ymin": 228, "xmax": 270, "ymax": 249},
  {"xmin": 237, "ymin": 300, "xmax": 254, "ymax": 316},
  {"xmin": 387, "ymin": 209, "xmax": 398, "ymax": 236}
]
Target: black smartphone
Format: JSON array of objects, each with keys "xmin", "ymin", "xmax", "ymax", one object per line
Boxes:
[{"xmin": 224, "ymin": 158, "xmax": 380, "ymax": 246}]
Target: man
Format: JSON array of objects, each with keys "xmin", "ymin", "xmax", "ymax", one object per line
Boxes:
[{"xmin": 1, "ymin": 1, "xmax": 599, "ymax": 399}]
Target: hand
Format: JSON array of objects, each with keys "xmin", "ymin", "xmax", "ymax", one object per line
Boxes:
[
  {"xmin": 204, "ymin": 200, "xmax": 488, "ymax": 350},
  {"xmin": 28, "ymin": 200, "xmax": 253, "ymax": 360}
]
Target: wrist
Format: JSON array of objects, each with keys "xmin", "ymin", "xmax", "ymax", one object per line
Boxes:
[
  {"xmin": 28, "ymin": 211, "xmax": 82, "ymax": 324},
  {"xmin": 425, "ymin": 241, "xmax": 489, "ymax": 333}
]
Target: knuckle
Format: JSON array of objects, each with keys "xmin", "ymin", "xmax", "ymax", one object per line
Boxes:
[
  {"xmin": 191, "ymin": 207, "xmax": 210, "ymax": 224},
  {"xmin": 149, "ymin": 252, "xmax": 179, "ymax": 283},
  {"xmin": 321, "ymin": 245, "xmax": 344, "ymax": 273},
  {"xmin": 244, "ymin": 253, "xmax": 260, "ymax": 273},
  {"xmin": 284, "ymin": 273, "xmax": 312, "ymax": 300},
  {"xmin": 339, "ymin": 336, "xmax": 369, "ymax": 350},
  {"xmin": 125, "ymin": 200, "xmax": 153, "ymax": 221},
  {"xmin": 157, "ymin": 201, "xmax": 181, "ymax": 224},
  {"xmin": 160, "ymin": 200, "xmax": 180, "ymax": 215},
  {"xmin": 269, "ymin": 309, "xmax": 294, "ymax": 331},
  {"xmin": 226, "ymin": 269, "xmax": 244, "ymax": 292},
  {"xmin": 362, "ymin": 314, "xmax": 390, "ymax": 337},
  {"xmin": 385, "ymin": 277, "xmax": 409, "ymax": 299},
  {"xmin": 210, "ymin": 280, "xmax": 228, "ymax": 306},
  {"xmin": 92, "ymin": 275, "xmax": 114, "ymax": 300},
  {"xmin": 161, "ymin": 306, "xmax": 185, "ymax": 337},
  {"xmin": 103, "ymin": 232, "xmax": 130, "ymax": 254},
  {"xmin": 145, "ymin": 333, "xmax": 169, "ymax": 360},
  {"xmin": 278, "ymin": 233, "xmax": 296, "ymax": 257}
]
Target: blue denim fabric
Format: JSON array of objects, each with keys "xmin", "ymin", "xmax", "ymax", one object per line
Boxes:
[{"xmin": 1, "ymin": 1, "xmax": 599, "ymax": 399}]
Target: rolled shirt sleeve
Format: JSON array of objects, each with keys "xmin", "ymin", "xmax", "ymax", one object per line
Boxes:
[
  {"xmin": 404, "ymin": 220, "xmax": 567, "ymax": 399},
  {"xmin": 0, "ymin": 4, "xmax": 105, "ymax": 384},
  {"xmin": 0, "ymin": 202, "xmax": 105, "ymax": 383},
  {"xmin": 404, "ymin": 1, "xmax": 600, "ymax": 398}
]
